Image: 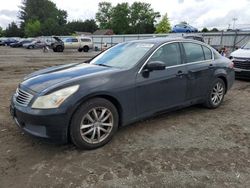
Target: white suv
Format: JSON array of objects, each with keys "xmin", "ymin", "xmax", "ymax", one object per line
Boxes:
[{"xmin": 63, "ymin": 37, "xmax": 93, "ymax": 52}]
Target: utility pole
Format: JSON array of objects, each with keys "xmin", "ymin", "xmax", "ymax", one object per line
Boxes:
[{"xmin": 232, "ymin": 18, "xmax": 238, "ymax": 30}]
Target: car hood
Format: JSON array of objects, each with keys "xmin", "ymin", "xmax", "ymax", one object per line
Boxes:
[
  {"xmin": 21, "ymin": 63, "xmax": 119, "ymax": 93},
  {"xmin": 231, "ymin": 48, "xmax": 250, "ymax": 58}
]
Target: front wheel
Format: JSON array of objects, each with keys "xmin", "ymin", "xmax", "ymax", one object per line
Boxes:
[
  {"xmin": 204, "ymin": 78, "xmax": 226, "ymax": 109},
  {"xmin": 70, "ymin": 98, "xmax": 119, "ymax": 149}
]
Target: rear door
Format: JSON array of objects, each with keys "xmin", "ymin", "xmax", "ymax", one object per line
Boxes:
[{"xmin": 181, "ymin": 42, "xmax": 214, "ymax": 99}]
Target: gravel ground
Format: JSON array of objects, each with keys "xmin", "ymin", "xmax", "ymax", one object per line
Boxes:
[{"xmin": 0, "ymin": 47, "xmax": 250, "ymax": 188}]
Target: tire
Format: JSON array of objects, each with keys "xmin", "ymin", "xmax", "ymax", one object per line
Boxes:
[
  {"xmin": 204, "ymin": 78, "xmax": 226, "ymax": 109},
  {"xmin": 56, "ymin": 45, "xmax": 63, "ymax": 52},
  {"xmin": 78, "ymin": 48, "xmax": 83, "ymax": 52},
  {"xmin": 53, "ymin": 48, "xmax": 57, "ymax": 52},
  {"xmin": 70, "ymin": 98, "xmax": 119, "ymax": 150},
  {"xmin": 83, "ymin": 46, "xmax": 89, "ymax": 52}
]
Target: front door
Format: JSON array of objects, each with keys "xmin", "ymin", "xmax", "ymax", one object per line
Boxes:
[{"xmin": 136, "ymin": 42, "xmax": 188, "ymax": 115}]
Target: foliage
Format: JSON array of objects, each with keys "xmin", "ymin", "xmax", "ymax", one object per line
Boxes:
[
  {"xmin": 96, "ymin": 2, "xmax": 113, "ymax": 29},
  {"xmin": 24, "ymin": 20, "xmax": 41, "ymax": 37},
  {"xmin": 210, "ymin": 28, "xmax": 219, "ymax": 32},
  {"xmin": 0, "ymin": 27, "xmax": 4, "ymax": 37},
  {"xmin": 110, "ymin": 3, "xmax": 130, "ymax": 34},
  {"xmin": 96, "ymin": 1, "xmax": 160, "ymax": 34},
  {"xmin": 67, "ymin": 19, "xmax": 98, "ymax": 34},
  {"xmin": 19, "ymin": 0, "xmax": 67, "ymax": 36},
  {"xmin": 201, "ymin": 27, "xmax": 209, "ymax": 32},
  {"xmin": 5, "ymin": 22, "xmax": 22, "ymax": 37},
  {"xmin": 155, "ymin": 13, "xmax": 171, "ymax": 33}
]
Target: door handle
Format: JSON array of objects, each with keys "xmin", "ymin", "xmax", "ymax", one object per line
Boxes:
[{"xmin": 176, "ymin": 70, "xmax": 186, "ymax": 77}]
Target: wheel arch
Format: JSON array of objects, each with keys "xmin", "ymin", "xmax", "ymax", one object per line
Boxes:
[
  {"xmin": 217, "ymin": 75, "xmax": 228, "ymax": 93},
  {"xmin": 67, "ymin": 93, "xmax": 123, "ymax": 141}
]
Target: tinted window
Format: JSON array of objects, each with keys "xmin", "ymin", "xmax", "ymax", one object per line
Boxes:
[
  {"xmin": 183, "ymin": 43, "xmax": 205, "ymax": 63},
  {"xmin": 72, "ymin": 38, "xmax": 78, "ymax": 42},
  {"xmin": 65, "ymin": 38, "xmax": 72, "ymax": 42},
  {"xmin": 81, "ymin": 38, "xmax": 91, "ymax": 42},
  {"xmin": 149, "ymin": 43, "xmax": 182, "ymax": 67},
  {"xmin": 202, "ymin": 46, "xmax": 212, "ymax": 60}
]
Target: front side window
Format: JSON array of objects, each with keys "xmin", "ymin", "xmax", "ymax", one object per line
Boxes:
[
  {"xmin": 149, "ymin": 43, "xmax": 182, "ymax": 67},
  {"xmin": 183, "ymin": 43, "xmax": 205, "ymax": 63}
]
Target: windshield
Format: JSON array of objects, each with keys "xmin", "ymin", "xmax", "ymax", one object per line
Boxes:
[
  {"xmin": 90, "ymin": 42, "xmax": 154, "ymax": 69},
  {"xmin": 242, "ymin": 41, "xmax": 250, "ymax": 49}
]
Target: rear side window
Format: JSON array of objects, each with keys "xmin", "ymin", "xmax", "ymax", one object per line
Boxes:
[
  {"xmin": 149, "ymin": 43, "xmax": 182, "ymax": 67},
  {"xmin": 183, "ymin": 43, "xmax": 205, "ymax": 63},
  {"xmin": 202, "ymin": 46, "xmax": 212, "ymax": 60}
]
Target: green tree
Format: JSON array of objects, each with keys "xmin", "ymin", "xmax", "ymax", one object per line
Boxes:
[
  {"xmin": 0, "ymin": 27, "xmax": 4, "ymax": 37},
  {"xmin": 110, "ymin": 3, "xmax": 130, "ymax": 34},
  {"xmin": 24, "ymin": 20, "xmax": 41, "ymax": 37},
  {"xmin": 19, "ymin": 0, "xmax": 67, "ymax": 36},
  {"xmin": 155, "ymin": 13, "xmax": 171, "ymax": 33},
  {"xmin": 201, "ymin": 27, "xmax": 209, "ymax": 32},
  {"xmin": 96, "ymin": 2, "xmax": 113, "ymax": 29},
  {"xmin": 67, "ymin": 19, "xmax": 98, "ymax": 34},
  {"xmin": 5, "ymin": 22, "xmax": 22, "ymax": 37},
  {"xmin": 210, "ymin": 28, "xmax": 219, "ymax": 32},
  {"xmin": 129, "ymin": 2, "xmax": 160, "ymax": 34}
]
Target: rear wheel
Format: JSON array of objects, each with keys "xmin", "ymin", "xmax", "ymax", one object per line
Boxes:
[
  {"xmin": 56, "ymin": 45, "xmax": 63, "ymax": 52},
  {"xmin": 204, "ymin": 78, "xmax": 226, "ymax": 109},
  {"xmin": 83, "ymin": 46, "xmax": 89, "ymax": 52},
  {"xmin": 70, "ymin": 98, "xmax": 119, "ymax": 149}
]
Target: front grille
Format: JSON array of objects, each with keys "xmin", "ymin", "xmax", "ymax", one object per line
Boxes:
[
  {"xmin": 14, "ymin": 88, "xmax": 33, "ymax": 106},
  {"xmin": 233, "ymin": 58, "xmax": 250, "ymax": 70}
]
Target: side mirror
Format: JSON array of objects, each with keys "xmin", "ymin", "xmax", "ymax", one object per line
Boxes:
[{"xmin": 146, "ymin": 61, "xmax": 166, "ymax": 71}]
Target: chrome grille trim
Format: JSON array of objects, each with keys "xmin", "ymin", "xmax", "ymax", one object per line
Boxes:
[{"xmin": 14, "ymin": 88, "xmax": 33, "ymax": 107}]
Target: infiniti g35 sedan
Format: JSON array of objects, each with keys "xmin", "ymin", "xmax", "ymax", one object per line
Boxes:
[{"xmin": 10, "ymin": 38, "xmax": 235, "ymax": 149}]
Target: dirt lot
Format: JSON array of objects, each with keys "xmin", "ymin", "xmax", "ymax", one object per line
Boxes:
[{"xmin": 0, "ymin": 46, "xmax": 250, "ymax": 188}]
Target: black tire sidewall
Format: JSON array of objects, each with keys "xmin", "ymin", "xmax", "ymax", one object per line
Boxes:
[
  {"xmin": 70, "ymin": 98, "xmax": 119, "ymax": 150},
  {"xmin": 83, "ymin": 46, "xmax": 89, "ymax": 52}
]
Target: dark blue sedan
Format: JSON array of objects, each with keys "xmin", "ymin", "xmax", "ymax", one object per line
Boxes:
[{"xmin": 10, "ymin": 38, "xmax": 235, "ymax": 149}]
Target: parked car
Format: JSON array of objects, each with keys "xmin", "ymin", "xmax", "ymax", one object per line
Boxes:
[
  {"xmin": 0, "ymin": 38, "xmax": 18, "ymax": 46},
  {"xmin": 230, "ymin": 40, "xmax": 250, "ymax": 79},
  {"xmin": 23, "ymin": 41, "xmax": 46, "ymax": 49},
  {"xmin": 63, "ymin": 37, "xmax": 93, "ymax": 52},
  {"xmin": 51, "ymin": 36, "xmax": 64, "ymax": 52},
  {"xmin": 10, "ymin": 38, "xmax": 234, "ymax": 149},
  {"xmin": 172, "ymin": 24, "xmax": 198, "ymax": 33},
  {"xmin": 10, "ymin": 40, "xmax": 33, "ymax": 48}
]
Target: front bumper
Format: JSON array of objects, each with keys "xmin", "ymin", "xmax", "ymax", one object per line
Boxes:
[
  {"xmin": 10, "ymin": 99, "xmax": 70, "ymax": 144},
  {"xmin": 234, "ymin": 68, "xmax": 250, "ymax": 79}
]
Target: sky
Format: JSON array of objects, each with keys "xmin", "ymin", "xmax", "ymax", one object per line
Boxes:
[{"xmin": 0, "ymin": 0, "xmax": 250, "ymax": 30}]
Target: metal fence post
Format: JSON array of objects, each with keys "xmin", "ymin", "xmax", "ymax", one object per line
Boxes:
[
  {"xmin": 233, "ymin": 31, "xmax": 238, "ymax": 51},
  {"xmin": 220, "ymin": 31, "xmax": 224, "ymax": 48}
]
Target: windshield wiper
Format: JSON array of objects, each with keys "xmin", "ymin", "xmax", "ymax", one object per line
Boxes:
[{"xmin": 96, "ymin": 64, "xmax": 112, "ymax": 67}]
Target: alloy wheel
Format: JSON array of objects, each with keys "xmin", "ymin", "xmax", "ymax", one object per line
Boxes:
[
  {"xmin": 211, "ymin": 82, "xmax": 224, "ymax": 106},
  {"xmin": 80, "ymin": 107, "xmax": 113, "ymax": 144}
]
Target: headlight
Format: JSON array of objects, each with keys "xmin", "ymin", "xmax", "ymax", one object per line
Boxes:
[{"xmin": 32, "ymin": 85, "xmax": 79, "ymax": 109}]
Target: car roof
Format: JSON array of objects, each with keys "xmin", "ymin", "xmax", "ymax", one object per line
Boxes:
[{"xmin": 128, "ymin": 37, "xmax": 199, "ymax": 45}]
